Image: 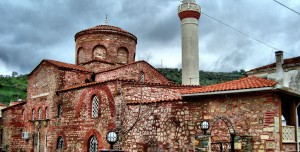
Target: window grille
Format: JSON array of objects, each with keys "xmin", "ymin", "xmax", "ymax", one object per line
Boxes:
[
  {"xmin": 92, "ymin": 96, "xmax": 99, "ymax": 118},
  {"xmin": 89, "ymin": 136, "xmax": 98, "ymax": 152},
  {"xmin": 140, "ymin": 72, "xmax": 145, "ymax": 82},
  {"xmin": 58, "ymin": 104, "xmax": 62, "ymax": 118},
  {"xmin": 57, "ymin": 136, "xmax": 64, "ymax": 149},
  {"xmin": 32, "ymin": 109, "xmax": 35, "ymax": 120},
  {"xmin": 38, "ymin": 108, "xmax": 42, "ymax": 120},
  {"xmin": 45, "ymin": 107, "xmax": 49, "ymax": 119}
]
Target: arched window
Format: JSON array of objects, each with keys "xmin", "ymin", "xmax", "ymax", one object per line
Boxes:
[
  {"xmin": 57, "ymin": 136, "xmax": 64, "ymax": 149},
  {"xmin": 89, "ymin": 136, "xmax": 98, "ymax": 152},
  {"xmin": 32, "ymin": 109, "xmax": 35, "ymax": 120},
  {"xmin": 117, "ymin": 47, "xmax": 129, "ymax": 64},
  {"xmin": 92, "ymin": 96, "xmax": 99, "ymax": 118},
  {"xmin": 93, "ymin": 45, "xmax": 106, "ymax": 60},
  {"xmin": 58, "ymin": 104, "xmax": 63, "ymax": 118},
  {"xmin": 139, "ymin": 71, "xmax": 145, "ymax": 82},
  {"xmin": 45, "ymin": 107, "xmax": 49, "ymax": 119},
  {"xmin": 282, "ymin": 115, "xmax": 287, "ymax": 126},
  {"xmin": 38, "ymin": 108, "xmax": 42, "ymax": 120}
]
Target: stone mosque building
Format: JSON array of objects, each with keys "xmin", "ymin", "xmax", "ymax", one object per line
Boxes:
[{"xmin": 1, "ymin": 0, "xmax": 300, "ymax": 152}]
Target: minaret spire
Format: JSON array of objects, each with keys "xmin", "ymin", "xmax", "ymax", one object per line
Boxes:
[{"xmin": 178, "ymin": 0, "xmax": 201, "ymax": 85}]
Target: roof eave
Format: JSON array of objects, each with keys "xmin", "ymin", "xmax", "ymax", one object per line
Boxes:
[
  {"xmin": 275, "ymin": 86, "xmax": 300, "ymax": 97},
  {"xmin": 181, "ymin": 87, "xmax": 275, "ymax": 97}
]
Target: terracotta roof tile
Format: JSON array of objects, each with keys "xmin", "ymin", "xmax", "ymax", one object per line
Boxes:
[
  {"xmin": 248, "ymin": 56, "xmax": 300, "ymax": 72},
  {"xmin": 181, "ymin": 76, "xmax": 277, "ymax": 94},
  {"xmin": 45, "ymin": 60, "xmax": 92, "ymax": 73}
]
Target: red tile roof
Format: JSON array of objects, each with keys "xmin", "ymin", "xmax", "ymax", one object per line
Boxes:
[
  {"xmin": 75, "ymin": 25, "xmax": 137, "ymax": 42},
  {"xmin": 181, "ymin": 76, "xmax": 277, "ymax": 94},
  {"xmin": 45, "ymin": 60, "xmax": 92, "ymax": 73},
  {"xmin": 248, "ymin": 56, "xmax": 300, "ymax": 72}
]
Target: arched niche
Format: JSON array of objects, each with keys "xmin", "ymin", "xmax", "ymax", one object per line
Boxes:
[
  {"xmin": 77, "ymin": 47, "xmax": 87, "ymax": 64},
  {"xmin": 93, "ymin": 45, "xmax": 107, "ymax": 60},
  {"xmin": 117, "ymin": 47, "xmax": 129, "ymax": 64}
]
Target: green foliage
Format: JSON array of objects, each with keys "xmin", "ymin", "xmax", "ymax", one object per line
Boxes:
[
  {"xmin": 157, "ymin": 68, "xmax": 244, "ymax": 85},
  {"xmin": 0, "ymin": 75, "xmax": 27, "ymax": 105}
]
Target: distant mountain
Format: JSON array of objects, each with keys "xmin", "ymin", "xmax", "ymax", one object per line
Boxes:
[
  {"xmin": 0, "ymin": 69, "xmax": 244, "ymax": 105},
  {"xmin": 157, "ymin": 68, "xmax": 245, "ymax": 85}
]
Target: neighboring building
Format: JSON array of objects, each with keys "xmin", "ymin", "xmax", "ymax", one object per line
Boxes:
[
  {"xmin": 1, "ymin": 1, "xmax": 300, "ymax": 152},
  {"xmin": 247, "ymin": 51, "xmax": 300, "ymax": 92}
]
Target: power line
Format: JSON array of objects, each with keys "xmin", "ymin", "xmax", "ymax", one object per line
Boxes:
[
  {"xmin": 273, "ymin": 0, "xmax": 300, "ymax": 16},
  {"xmin": 201, "ymin": 11, "xmax": 281, "ymax": 51}
]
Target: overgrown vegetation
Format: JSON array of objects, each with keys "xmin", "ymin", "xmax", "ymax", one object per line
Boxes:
[
  {"xmin": 0, "ymin": 75, "xmax": 27, "ymax": 105},
  {"xmin": 157, "ymin": 68, "xmax": 245, "ymax": 85},
  {"xmin": 0, "ymin": 69, "xmax": 244, "ymax": 105}
]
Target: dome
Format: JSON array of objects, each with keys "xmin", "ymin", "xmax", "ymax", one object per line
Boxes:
[{"xmin": 75, "ymin": 25, "xmax": 137, "ymax": 43}]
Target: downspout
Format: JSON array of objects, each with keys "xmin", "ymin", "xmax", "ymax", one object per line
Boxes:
[{"xmin": 296, "ymin": 102, "xmax": 300, "ymax": 152}]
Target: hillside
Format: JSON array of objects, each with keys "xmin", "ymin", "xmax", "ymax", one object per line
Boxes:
[
  {"xmin": 0, "ymin": 69, "xmax": 244, "ymax": 105},
  {"xmin": 157, "ymin": 68, "xmax": 245, "ymax": 85},
  {"xmin": 0, "ymin": 75, "xmax": 27, "ymax": 105}
]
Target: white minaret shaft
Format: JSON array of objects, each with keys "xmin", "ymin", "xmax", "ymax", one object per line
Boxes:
[{"xmin": 178, "ymin": 0, "xmax": 201, "ymax": 85}]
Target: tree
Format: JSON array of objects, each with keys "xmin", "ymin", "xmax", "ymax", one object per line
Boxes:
[{"xmin": 12, "ymin": 71, "xmax": 18, "ymax": 77}]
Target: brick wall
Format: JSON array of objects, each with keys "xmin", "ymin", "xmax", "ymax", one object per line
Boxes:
[
  {"xmin": 96, "ymin": 61, "xmax": 172, "ymax": 85},
  {"xmin": 75, "ymin": 33, "xmax": 136, "ymax": 68}
]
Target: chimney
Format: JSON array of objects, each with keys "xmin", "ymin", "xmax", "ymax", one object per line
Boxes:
[{"xmin": 275, "ymin": 51, "xmax": 284, "ymax": 86}]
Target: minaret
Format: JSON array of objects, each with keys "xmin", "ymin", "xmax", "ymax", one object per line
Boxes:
[{"xmin": 178, "ymin": 0, "xmax": 201, "ymax": 85}]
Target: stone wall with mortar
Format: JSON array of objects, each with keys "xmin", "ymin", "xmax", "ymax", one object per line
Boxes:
[
  {"xmin": 96, "ymin": 61, "xmax": 172, "ymax": 85},
  {"xmin": 124, "ymin": 92, "xmax": 282, "ymax": 152}
]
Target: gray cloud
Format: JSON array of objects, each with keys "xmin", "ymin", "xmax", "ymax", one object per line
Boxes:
[{"xmin": 0, "ymin": 0, "xmax": 299, "ymax": 75}]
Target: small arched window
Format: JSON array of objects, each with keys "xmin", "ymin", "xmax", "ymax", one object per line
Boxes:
[
  {"xmin": 117, "ymin": 47, "xmax": 129, "ymax": 64},
  {"xmin": 89, "ymin": 136, "xmax": 98, "ymax": 152},
  {"xmin": 38, "ymin": 108, "xmax": 42, "ymax": 120},
  {"xmin": 32, "ymin": 109, "xmax": 35, "ymax": 120},
  {"xmin": 57, "ymin": 136, "xmax": 64, "ymax": 149},
  {"xmin": 22, "ymin": 109, "xmax": 25, "ymax": 121},
  {"xmin": 139, "ymin": 71, "xmax": 145, "ymax": 82},
  {"xmin": 92, "ymin": 96, "xmax": 99, "ymax": 118},
  {"xmin": 58, "ymin": 104, "xmax": 63, "ymax": 118},
  {"xmin": 45, "ymin": 107, "xmax": 49, "ymax": 119}
]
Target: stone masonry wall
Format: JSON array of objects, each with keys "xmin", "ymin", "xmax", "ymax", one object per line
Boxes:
[
  {"xmin": 52, "ymin": 82, "xmax": 118, "ymax": 151},
  {"xmin": 62, "ymin": 70, "xmax": 91, "ymax": 88},
  {"xmin": 2, "ymin": 103, "xmax": 27, "ymax": 152},
  {"xmin": 124, "ymin": 92, "xmax": 281, "ymax": 151},
  {"xmin": 96, "ymin": 61, "xmax": 172, "ymax": 85}
]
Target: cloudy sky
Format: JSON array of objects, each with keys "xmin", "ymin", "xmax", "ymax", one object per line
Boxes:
[{"xmin": 0, "ymin": 0, "xmax": 299, "ymax": 75}]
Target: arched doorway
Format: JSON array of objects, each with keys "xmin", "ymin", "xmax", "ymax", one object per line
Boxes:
[{"xmin": 210, "ymin": 116, "xmax": 235, "ymax": 152}]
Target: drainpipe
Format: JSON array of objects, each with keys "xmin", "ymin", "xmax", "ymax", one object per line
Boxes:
[
  {"xmin": 275, "ymin": 51, "xmax": 284, "ymax": 86},
  {"xmin": 296, "ymin": 102, "xmax": 300, "ymax": 152}
]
